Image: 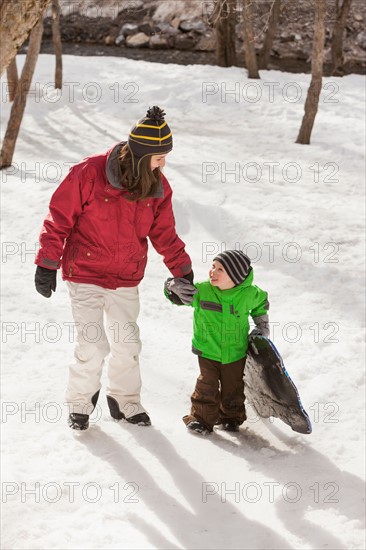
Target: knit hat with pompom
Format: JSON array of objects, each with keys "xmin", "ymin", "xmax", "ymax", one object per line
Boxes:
[{"xmin": 128, "ymin": 106, "xmax": 173, "ymax": 178}]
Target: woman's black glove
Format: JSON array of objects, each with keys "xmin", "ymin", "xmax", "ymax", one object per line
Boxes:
[
  {"xmin": 183, "ymin": 270, "xmax": 194, "ymax": 284},
  {"xmin": 35, "ymin": 266, "xmax": 57, "ymax": 298}
]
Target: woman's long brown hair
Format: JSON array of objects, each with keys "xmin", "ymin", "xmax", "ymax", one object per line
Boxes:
[{"xmin": 118, "ymin": 143, "xmax": 161, "ymax": 201}]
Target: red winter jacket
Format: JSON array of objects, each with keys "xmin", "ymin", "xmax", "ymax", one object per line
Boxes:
[{"xmin": 35, "ymin": 142, "xmax": 192, "ymax": 289}]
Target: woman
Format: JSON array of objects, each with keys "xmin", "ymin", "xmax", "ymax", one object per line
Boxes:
[{"xmin": 35, "ymin": 106, "xmax": 196, "ymax": 431}]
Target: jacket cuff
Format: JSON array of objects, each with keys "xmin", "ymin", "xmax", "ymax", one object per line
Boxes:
[
  {"xmin": 170, "ymin": 264, "xmax": 193, "ymax": 280},
  {"xmin": 252, "ymin": 314, "xmax": 269, "ymax": 325},
  {"xmin": 36, "ymin": 258, "xmax": 60, "ymax": 269}
]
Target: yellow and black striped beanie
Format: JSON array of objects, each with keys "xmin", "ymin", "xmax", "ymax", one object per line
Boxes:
[{"xmin": 128, "ymin": 106, "xmax": 173, "ymax": 178}]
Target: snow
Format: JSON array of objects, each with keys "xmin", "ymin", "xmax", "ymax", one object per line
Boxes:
[{"xmin": 1, "ymin": 54, "xmax": 365, "ymax": 549}]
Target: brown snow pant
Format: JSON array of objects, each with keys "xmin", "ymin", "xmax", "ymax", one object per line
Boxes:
[{"xmin": 183, "ymin": 356, "xmax": 247, "ymax": 431}]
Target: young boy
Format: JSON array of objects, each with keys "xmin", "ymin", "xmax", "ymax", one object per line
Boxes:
[{"xmin": 164, "ymin": 250, "xmax": 269, "ymax": 435}]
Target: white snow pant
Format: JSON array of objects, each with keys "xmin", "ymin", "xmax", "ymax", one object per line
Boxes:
[{"xmin": 65, "ymin": 282, "xmax": 146, "ymax": 418}]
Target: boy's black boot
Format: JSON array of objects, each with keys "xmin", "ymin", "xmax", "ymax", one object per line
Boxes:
[
  {"xmin": 186, "ymin": 420, "xmax": 210, "ymax": 436},
  {"xmin": 68, "ymin": 413, "xmax": 89, "ymax": 430},
  {"xmin": 222, "ymin": 421, "xmax": 240, "ymax": 432}
]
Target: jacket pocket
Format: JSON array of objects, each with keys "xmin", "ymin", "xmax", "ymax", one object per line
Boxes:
[
  {"xmin": 136, "ymin": 202, "xmax": 155, "ymax": 238},
  {"xmin": 64, "ymin": 242, "xmax": 105, "ymax": 276},
  {"xmin": 92, "ymin": 192, "xmax": 118, "ymax": 222}
]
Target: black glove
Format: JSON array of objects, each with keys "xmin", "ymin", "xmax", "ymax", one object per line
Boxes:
[
  {"xmin": 250, "ymin": 315, "xmax": 270, "ymax": 338},
  {"xmin": 35, "ymin": 266, "xmax": 57, "ymax": 298},
  {"xmin": 183, "ymin": 270, "xmax": 194, "ymax": 284},
  {"xmin": 165, "ymin": 277, "xmax": 198, "ymax": 305}
]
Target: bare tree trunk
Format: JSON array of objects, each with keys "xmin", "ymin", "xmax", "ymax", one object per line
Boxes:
[
  {"xmin": 6, "ymin": 57, "xmax": 19, "ymax": 101},
  {"xmin": 258, "ymin": 0, "xmax": 281, "ymax": 70},
  {"xmin": 331, "ymin": 0, "xmax": 352, "ymax": 75},
  {"xmin": 243, "ymin": 0, "xmax": 260, "ymax": 78},
  {"xmin": 0, "ymin": 19, "xmax": 44, "ymax": 169},
  {"xmin": 296, "ymin": 0, "xmax": 327, "ymax": 144},
  {"xmin": 51, "ymin": 0, "xmax": 62, "ymax": 88},
  {"xmin": 0, "ymin": 0, "xmax": 51, "ymax": 76},
  {"xmin": 214, "ymin": 0, "xmax": 237, "ymax": 67}
]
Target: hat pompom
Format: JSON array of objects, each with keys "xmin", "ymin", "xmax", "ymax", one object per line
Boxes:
[{"xmin": 146, "ymin": 106, "xmax": 166, "ymax": 124}]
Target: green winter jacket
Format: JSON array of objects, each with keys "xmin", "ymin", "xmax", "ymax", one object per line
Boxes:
[{"xmin": 167, "ymin": 269, "xmax": 269, "ymax": 364}]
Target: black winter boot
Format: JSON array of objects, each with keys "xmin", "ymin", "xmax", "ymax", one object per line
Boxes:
[
  {"xmin": 126, "ymin": 412, "xmax": 151, "ymax": 426},
  {"xmin": 107, "ymin": 396, "xmax": 151, "ymax": 426},
  {"xmin": 68, "ymin": 413, "xmax": 89, "ymax": 430},
  {"xmin": 186, "ymin": 420, "xmax": 210, "ymax": 436},
  {"xmin": 67, "ymin": 391, "xmax": 100, "ymax": 431},
  {"xmin": 222, "ymin": 421, "xmax": 240, "ymax": 432},
  {"xmin": 107, "ymin": 396, "xmax": 124, "ymax": 420}
]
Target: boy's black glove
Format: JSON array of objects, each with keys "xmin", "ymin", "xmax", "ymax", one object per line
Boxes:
[
  {"xmin": 35, "ymin": 266, "xmax": 57, "ymax": 298},
  {"xmin": 165, "ymin": 277, "xmax": 197, "ymax": 305},
  {"xmin": 250, "ymin": 315, "xmax": 270, "ymax": 338}
]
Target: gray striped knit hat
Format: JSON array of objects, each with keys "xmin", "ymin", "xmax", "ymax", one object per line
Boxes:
[
  {"xmin": 128, "ymin": 106, "xmax": 173, "ymax": 178},
  {"xmin": 213, "ymin": 250, "xmax": 251, "ymax": 285}
]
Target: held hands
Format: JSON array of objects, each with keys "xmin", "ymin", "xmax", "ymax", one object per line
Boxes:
[
  {"xmin": 165, "ymin": 277, "xmax": 198, "ymax": 305},
  {"xmin": 35, "ymin": 266, "xmax": 57, "ymax": 298}
]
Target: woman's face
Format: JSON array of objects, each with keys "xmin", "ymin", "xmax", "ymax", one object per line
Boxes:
[{"xmin": 150, "ymin": 153, "xmax": 168, "ymax": 171}]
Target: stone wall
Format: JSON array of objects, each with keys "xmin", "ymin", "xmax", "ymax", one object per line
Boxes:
[{"xmin": 40, "ymin": 1, "xmax": 366, "ymax": 73}]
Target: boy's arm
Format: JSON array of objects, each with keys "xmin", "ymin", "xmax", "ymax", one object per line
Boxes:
[{"xmin": 250, "ymin": 287, "xmax": 270, "ymax": 337}]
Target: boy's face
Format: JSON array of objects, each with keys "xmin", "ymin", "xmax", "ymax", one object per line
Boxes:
[
  {"xmin": 209, "ymin": 260, "xmax": 235, "ymax": 290},
  {"xmin": 150, "ymin": 153, "xmax": 168, "ymax": 171}
]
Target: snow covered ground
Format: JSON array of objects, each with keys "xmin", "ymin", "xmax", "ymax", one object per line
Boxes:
[{"xmin": 1, "ymin": 55, "xmax": 365, "ymax": 549}]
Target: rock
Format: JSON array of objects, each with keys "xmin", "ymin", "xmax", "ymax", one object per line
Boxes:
[
  {"xmin": 118, "ymin": 0, "xmax": 143, "ymax": 12},
  {"xmin": 295, "ymin": 48, "xmax": 310, "ymax": 61},
  {"xmin": 195, "ymin": 32, "xmax": 216, "ymax": 52},
  {"xmin": 280, "ymin": 32, "xmax": 293, "ymax": 43},
  {"xmin": 355, "ymin": 31, "xmax": 366, "ymax": 50},
  {"xmin": 179, "ymin": 19, "xmax": 207, "ymax": 34},
  {"xmin": 155, "ymin": 22, "xmax": 179, "ymax": 35},
  {"xmin": 126, "ymin": 32, "xmax": 150, "ymax": 48},
  {"xmin": 324, "ymin": 47, "xmax": 332, "ymax": 63},
  {"xmin": 303, "ymin": 46, "xmax": 312, "ymax": 62},
  {"xmin": 121, "ymin": 23, "xmax": 139, "ymax": 37},
  {"xmin": 174, "ymin": 33, "xmax": 197, "ymax": 50},
  {"xmin": 272, "ymin": 44, "xmax": 308, "ymax": 60},
  {"xmin": 139, "ymin": 23, "xmax": 155, "ymax": 35},
  {"xmin": 104, "ymin": 35, "xmax": 114, "ymax": 46},
  {"xmin": 355, "ymin": 13, "xmax": 363, "ymax": 22},
  {"xmin": 149, "ymin": 35, "xmax": 173, "ymax": 49},
  {"xmin": 171, "ymin": 17, "xmax": 180, "ymax": 29},
  {"xmin": 115, "ymin": 32, "xmax": 125, "ymax": 46}
]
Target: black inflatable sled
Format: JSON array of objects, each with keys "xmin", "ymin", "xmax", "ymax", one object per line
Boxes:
[{"xmin": 245, "ymin": 335, "xmax": 312, "ymax": 434}]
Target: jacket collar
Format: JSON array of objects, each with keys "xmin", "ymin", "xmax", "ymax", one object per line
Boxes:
[
  {"xmin": 106, "ymin": 141, "xmax": 164, "ymax": 198},
  {"xmin": 211, "ymin": 268, "xmax": 254, "ymax": 298}
]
